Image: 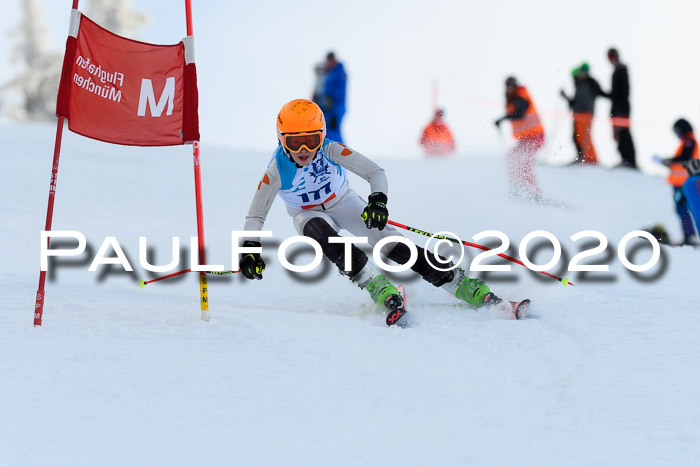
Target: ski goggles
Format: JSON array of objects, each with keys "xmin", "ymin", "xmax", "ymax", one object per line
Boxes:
[{"xmin": 282, "ymin": 131, "xmax": 324, "ymax": 153}]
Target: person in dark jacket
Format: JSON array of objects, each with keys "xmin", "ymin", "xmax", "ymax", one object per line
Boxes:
[
  {"xmin": 560, "ymin": 63, "xmax": 608, "ymax": 165},
  {"xmin": 317, "ymin": 52, "xmax": 347, "ymax": 143},
  {"xmin": 606, "ymin": 48, "xmax": 637, "ymax": 169}
]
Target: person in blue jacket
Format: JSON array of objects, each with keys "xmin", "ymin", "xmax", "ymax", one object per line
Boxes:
[{"xmin": 318, "ymin": 52, "xmax": 347, "ymax": 143}]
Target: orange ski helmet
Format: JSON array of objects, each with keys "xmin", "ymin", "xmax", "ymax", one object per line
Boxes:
[{"xmin": 277, "ymin": 99, "xmax": 326, "ymax": 153}]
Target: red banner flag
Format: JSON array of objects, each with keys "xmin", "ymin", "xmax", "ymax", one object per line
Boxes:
[{"xmin": 56, "ymin": 12, "xmax": 199, "ymax": 146}]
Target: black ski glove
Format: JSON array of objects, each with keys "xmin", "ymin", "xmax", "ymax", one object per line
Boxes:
[
  {"xmin": 239, "ymin": 240, "xmax": 265, "ymax": 280},
  {"xmin": 361, "ymin": 192, "xmax": 389, "ymax": 230}
]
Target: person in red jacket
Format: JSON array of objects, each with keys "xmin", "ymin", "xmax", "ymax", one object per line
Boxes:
[
  {"xmin": 495, "ymin": 76, "xmax": 545, "ymax": 200},
  {"xmin": 420, "ymin": 109, "xmax": 455, "ymax": 156},
  {"xmin": 656, "ymin": 118, "xmax": 700, "ymax": 245}
]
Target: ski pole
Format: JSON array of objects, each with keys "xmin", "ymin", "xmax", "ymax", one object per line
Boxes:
[
  {"xmin": 495, "ymin": 121, "xmax": 506, "ymax": 154},
  {"xmin": 138, "ymin": 269, "xmax": 240, "ymax": 288},
  {"xmin": 387, "ymin": 220, "xmax": 573, "ymax": 286}
]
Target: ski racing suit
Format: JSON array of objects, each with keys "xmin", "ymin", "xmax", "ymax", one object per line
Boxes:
[{"xmin": 243, "ymin": 140, "xmax": 450, "ymax": 285}]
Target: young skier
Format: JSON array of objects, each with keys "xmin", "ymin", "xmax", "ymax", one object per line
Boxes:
[{"xmin": 239, "ymin": 98, "xmax": 510, "ymax": 324}]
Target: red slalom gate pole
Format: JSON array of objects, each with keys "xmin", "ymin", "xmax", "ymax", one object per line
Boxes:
[
  {"xmin": 387, "ymin": 220, "xmax": 574, "ymax": 286},
  {"xmin": 33, "ymin": 117, "xmax": 67, "ymax": 326},
  {"xmin": 185, "ymin": 1, "xmax": 210, "ymax": 321},
  {"xmin": 185, "ymin": 0, "xmax": 194, "ymax": 36},
  {"xmin": 191, "ymin": 142, "xmax": 210, "ymax": 321},
  {"xmin": 34, "ymin": 0, "xmax": 80, "ymax": 326}
]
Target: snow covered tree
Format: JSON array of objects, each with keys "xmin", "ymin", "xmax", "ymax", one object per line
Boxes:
[
  {"xmin": 0, "ymin": 0, "xmax": 62, "ymax": 121},
  {"xmin": 86, "ymin": 0, "xmax": 149, "ymax": 38},
  {"xmin": 0, "ymin": 0, "xmax": 150, "ymax": 122}
]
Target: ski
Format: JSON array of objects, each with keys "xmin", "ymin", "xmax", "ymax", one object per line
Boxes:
[
  {"xmin": 385, "ymin": 285, "xmax": 408, "ymax": 327},
  {"xmin": 484, "ymin": 292, "xmax": 531, "ymax": 320},
  {"xmin": 509, "ymin": 299, "xmax": 531, "ymax": 320}
]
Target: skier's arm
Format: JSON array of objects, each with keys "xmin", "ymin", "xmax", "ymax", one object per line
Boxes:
[
  {"xmin": 496, "ymin": 98, "xmax": 529, "ymax": 126},
  {"xmin": 243, "ymin": 160, "xmax": 281, "ymax": 240},
  {"xmin": 560, "ymin": 91, "xmax": 574, "ymax": 109},
  {"xmin": 326, "ymin": 142, "xmax": 388, "ymax": 195},
  {"xmin": 593, "ymin": 78, "xmax": 610, "ymax": 98},
  {"xmin": 655, "ymin": 157, "xmax": 672, "ymax": 167}
]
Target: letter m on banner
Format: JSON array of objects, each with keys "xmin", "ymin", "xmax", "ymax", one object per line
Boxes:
[{"xmin": 55, "ymin": 11, "xmax": 199, "ymax": 145}]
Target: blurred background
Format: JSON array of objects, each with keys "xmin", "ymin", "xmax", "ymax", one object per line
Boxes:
[{"xmin": 2, "ymin": 0, "xmax": 700, "ymax": 168}]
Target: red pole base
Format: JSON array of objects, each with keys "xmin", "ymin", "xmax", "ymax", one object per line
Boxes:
[{"xmin": 34, "ymin": 289, "xmax": 45, "ymax": 326}]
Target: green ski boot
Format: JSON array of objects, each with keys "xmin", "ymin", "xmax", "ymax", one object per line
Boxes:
[
  {"xmin": 351, "ymin": 262, "xmax": 402, "ymax": 310},
  {"xmin": 441, "ymin": 268, "xmax": 490, "ymax": 308},
  {"xmin": 365, "ymin": 274, "xmax": 400, "ymax": 307}
]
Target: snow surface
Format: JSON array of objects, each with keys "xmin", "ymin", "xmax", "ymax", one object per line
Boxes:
[{"xmin": 1, "ymin": 122, "xmax": 699, "ymax": 467}]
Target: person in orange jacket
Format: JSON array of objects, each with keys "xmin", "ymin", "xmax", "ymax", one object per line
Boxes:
[
  {"xmin": 656, "ymin": 118, "xmax": 700, "ymax": 245},
  {"xmin": 420, "ymin": 109, "xmax": 455, "ymax": 156},
  {"xmin": 494, "ymin": 76, "xmax": 544, "ymax": 200}
]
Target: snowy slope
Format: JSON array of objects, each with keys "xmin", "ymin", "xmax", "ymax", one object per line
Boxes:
[{"xmin": 1, "ymin": 122, "xmax": 699, "ymax": 467}]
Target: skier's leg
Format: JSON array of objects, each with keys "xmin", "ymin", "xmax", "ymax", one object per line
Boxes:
[
  {"xmin": 507, "ymin": 139, "xmax": 527, "ymax": 198},
  {"xmin": 521, "ymin": 135, "xmax": 543, "ymax": 196},
  {"xmin": 674, "ymin": 188, "xmax": 698, "ymax": 241},
  {"xmin": 613, "ymin": 116, "xmax": 636, "ymax": 168},
  {"xmin": 384, "ymin": 241, "xmax": 453, "ymax": 286},
  {"xmin": 620, "ymin": 127, "xmax": 637, "ymax": 168},
  {"xmin": 295, "ymin": 209, "xmax": 399, "ymax": 307},
  {"xmin": 322, "ymin": 192, "xmax": 444, "ymax": 282},
  {"xmin": 387, "ymin": 242, "xmax": 491, "ymax": 307},
  {"xmin": 324, "ymin": 190, "xmax": 491, "ymax": 307},
  {"xmin": 301, "ymin": 215, "xmax": 368, "ymax": 277},
  {"xmin": 582, "ymin": 114, "xmax": 598, "ymax": 164},
  {"xmin": 349, "ymin": 261, "xmax": 402, "ymax": 308},
  {"xmin": 573, "ymin": 117, "xmax": 584, "ymax": 162}
]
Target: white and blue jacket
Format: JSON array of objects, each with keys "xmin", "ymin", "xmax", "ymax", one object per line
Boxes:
[{"xmin": 243, "ymin": 140, "xmax": 388, "ymax": 233}]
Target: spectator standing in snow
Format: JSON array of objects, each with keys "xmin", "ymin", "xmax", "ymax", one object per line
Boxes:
[
  {"xmin": 605, "ymin": 48, "xmax": 637, "ymax": 169},
  {"xmin": 317, "ymin": 52, "xmax": 347, "ymax": 143},
  {"xmin": 494, "ymin": 76, "xmax": 544, "ymax": 200},
  {"xmin": 560, "ymin": 63, "xmax": 608, "ymax": 165},
  {"xmin": 420, "ymin": 109, "xmax": 455, "ymax": 157},
  {"xmin": 656, "ymin": 118, "xmax": 700, "ymax": 245}
]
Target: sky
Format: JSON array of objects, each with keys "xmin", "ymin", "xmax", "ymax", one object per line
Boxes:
[{"xmin": 2, "ymin": 0, "xmax": 700, "ymax": 162}]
